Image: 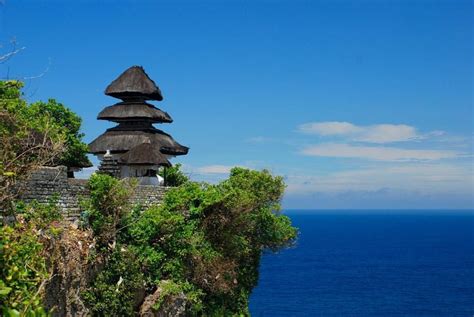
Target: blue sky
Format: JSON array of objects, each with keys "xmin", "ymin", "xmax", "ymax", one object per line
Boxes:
[{"xmin": 1, "ymin": 0, "xmax": 472, "ymax": 209}]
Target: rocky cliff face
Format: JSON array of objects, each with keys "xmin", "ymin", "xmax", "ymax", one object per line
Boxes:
[
  {"xmin": 42, "ymin": 224, "xmax": 101, "ymax": 316},
  {"xmin": 41, "ymin": 224, "xmax": 188, "ymax": 317},
  {"xmin": 14, "ymin": 167, "xmax": 296, "ymax": 316},
  {"xmin": 139, "ymin": 282, "xmax": 188, "ymax": 317}
]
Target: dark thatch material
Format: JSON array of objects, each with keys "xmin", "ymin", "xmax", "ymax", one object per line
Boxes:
[
  {"xmin": 98, "ymin": 155, "xmax": 120, "ymax": 177},
  {"xmin": 106, "ymin": 122, "xmax": 166, "ymax": 132},
  {"xmin": 97, "ymin": 101, "xmax": 172, "ymax": 123},
  {"xmin": 105, "ymin": 66, "xmax": 163, "ymax": 101},
  {"xmin": 88, "ymin": 129, "xmax": 189, "ymax": 156},
  {"xmin": 118, "ymin": 143, "xmax": 171, "ymax": 166},
  {"xmin": 91, "ymin": 65, "xmax": 189, "ymax": 169}
]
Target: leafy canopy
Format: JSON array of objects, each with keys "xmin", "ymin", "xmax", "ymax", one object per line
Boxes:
[
  {"xmin": 84, "ymin": 167, "xmax": 297, "ymax": 316},
  {"xmin": 158, "ymin": 163, "xmax": 189, "ymax": 187},
  {"xmin": 0, "ymin": 80, "xmax": 91, "ymax": 211},
  {"xmin": 1, "ymin": 81, "xmax": 64, "ymax": 211},
  {"xmin": 0, "ymin": 201, "xmax": 62, "ymax": 317},
  {"xmin": 0, "ymin": 80, "xmax": 90, "ymax": 169},
  {"xmin": 29, "ymin": 99, "xmax": 91, "ymax": 168}
]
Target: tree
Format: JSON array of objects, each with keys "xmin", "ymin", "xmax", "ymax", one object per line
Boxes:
[
  {"xmin": 29, "ymin": 99, "xmax": 91, "ymax": 169},
  {"xmin": 0, "ymin": 81, "xmax": 91, "ymax": 213},
  {"xmin": 0, "ymin": 81, "xmax": 65, "ymax": 212},
  {"xmin": 84, "ymin": 168, "xmax": 297, "ymax": 316},
  {"xmin": 158, "ymin": 163, "xmax": 189, "ymax": 187}
]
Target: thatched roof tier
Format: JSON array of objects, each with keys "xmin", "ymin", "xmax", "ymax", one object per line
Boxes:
[
  {"xmin": 98, "ymin": 154, "xmax": 120, "ymax": 177},
  {"xmin": 88, "ymin": 130, "xmax": 189, "ymax": 156},
  {"xmin": 106, "ymin": 122, "xmax": 164, "ymax": 132},
  {"xmin": 105, "ymin": 66, "xmax": 164, "ymax": 101},
  {"xmin": 97, "ymin": 101, "xmax": 172, "ymax": 123},
  {"xmin": 118, "ymin": 143, "xmax": 172, "ymax": 166}
]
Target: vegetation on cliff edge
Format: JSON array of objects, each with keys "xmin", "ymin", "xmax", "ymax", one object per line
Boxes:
[
  {"xmin": 0, "ymin": 80, "xmax": 91, "ymax": 212},
  {"xmin": 0, "ymin": 201, "xmax": 63, "ymax": 316},
  {"xmin": 82, "ymin": 169, "xmax": 296, "ymax": 316},
  {"xmin": 0, "ymin": 80, "xmax": 297, "ymax": 316}
]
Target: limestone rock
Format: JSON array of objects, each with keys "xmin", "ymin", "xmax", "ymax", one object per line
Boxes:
[{"xmin": 139, "ymin": 281, "xmax": 188, "ymax": 317}]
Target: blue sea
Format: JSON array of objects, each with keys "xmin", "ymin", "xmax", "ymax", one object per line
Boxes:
[{"xmin": 249, "ymin": 211, "xmax": 474, "ymax": 316}]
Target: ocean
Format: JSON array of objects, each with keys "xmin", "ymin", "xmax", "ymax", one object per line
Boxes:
[{"xmin": 249, "ymin": 211, "xmax": 474, "ymax": 316}]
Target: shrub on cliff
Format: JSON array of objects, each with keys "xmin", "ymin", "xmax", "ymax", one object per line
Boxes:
[
  {"xmin": 81, "ymin": 174, "xmax": 135, "ymax": 246},
  {"xmin": 0, "ymin": 201, "xmax": 62, "ymax": 316},
  {"xmin": 158, "ymin": 163, "xmax": 189, "ymax": 187},
  {"xmin": 2, "ymin": 168, "xmax": 296, "ymax": 316},
  {"xmin": 0, "ymin": 81, "xmax": 65, "ymax": 212},
  {"xmin": 29, "ymin": 99, "xmax": 91, "ymax": 169},
  {"xmin": 84, "ymin": 168, "xmax": 297, "ymax": 316},
  {"xmin": 0, "ymin": 80, "xmax": 91, "ymax": 213}
]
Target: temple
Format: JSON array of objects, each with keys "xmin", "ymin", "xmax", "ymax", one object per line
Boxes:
[{"xmin": 89, "ymin": 66, "xmax": 189, "ymax": 185}]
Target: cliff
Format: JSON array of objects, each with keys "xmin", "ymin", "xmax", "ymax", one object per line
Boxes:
[{"xmin": 2, "ymin": 168, "xmax": 297, "ymax": 316}]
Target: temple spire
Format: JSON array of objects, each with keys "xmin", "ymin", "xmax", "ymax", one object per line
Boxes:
[
  {"xmin": 89, "ymin": 65, "xmax": 188, "ymax": 184},
  {"xmin": 105, "ymin": 66, "xmax": 164, "ymax": 101}
]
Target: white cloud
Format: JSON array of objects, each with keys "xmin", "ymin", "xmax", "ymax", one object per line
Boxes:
[
  {"xmin": 285, "ymin": 163, "xmax": 474, "ymax": 195},
  {"xmin": 427, "ymin": 130, "xmax": 446, "ymax": 137},
  {"xmin": 299, "ymin": 121, "xmax": 361, "ymax": 136},
  {"xmin": 298, "ymin": 121, "xmax": 422, "ymax": 143},
  {"xmin": 75, "ymin": 166, "xmax": 98, "ymax": 179},
  {"xmin": 196, "ymin": 165, "xmax": 236, "ymax": 174},
  {"xmin": 354, "ymin": 124, "xmax": 419, "ymax": 143},
  {"xmin": 286, "ymin": 121, "xmax": 472, "ymax": 208},
  {"xmin": 300, "ymin": 143, "xmax": 460, "ymax": 161}
]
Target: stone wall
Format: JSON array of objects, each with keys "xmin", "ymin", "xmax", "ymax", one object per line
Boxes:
[{"xmin": 20, "ymin": 166, "xmax": 169, "ymax": 220}]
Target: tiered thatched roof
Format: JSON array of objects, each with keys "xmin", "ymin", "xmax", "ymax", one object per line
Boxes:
[
  {"xmin": 89, "ymin": 129, "xmax": 188, "ymax": 156},
  {"xmin": 105, "ymin": 66, "xmax": 163, "ymax": 101},
  {"xmin": 97, "ymin": 101, "xmax": 172, "ymax": 123},
  {"xmin": 119, "ymin": 143, "xmax": 171, "ymax": 166},
  {"xmin": 89, "ymin": 66, "xmax": 188, "ymax": 166},
  {"xmin": 98, "ymin": 154, "xmax": 120, "ymax": 177}
]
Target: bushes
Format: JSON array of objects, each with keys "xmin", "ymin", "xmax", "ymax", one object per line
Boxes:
[
  {"xmin": 82, "ymin": 167, "xmax": 297, "ymax": 316},
  {"xmin": 0, "ymin": 201, "xmax": 61, "ymax": 316},
  {"xmin": 0, "ymin": 82, "xmax": 298, "ymax": 315},
  {"xmin": 81, "ymin": 174, "xmax": 135, "ymax": 246},
  {"xmin": 28, "ymin": 99, "xmax": 91, "ymax": 169},
  {"xmin": 83, "ymin": 248, "xmax": 145, "ymax": 316},
  {"xmin": 158, "ymin": 163, "xmax": 189, "ymax": 187},
  {"xmin": 0, "ymin": 80, "xmax": 90, "ymax": 213},
  {"xmin": 0, "ymin": 81, "xmax": 65, "ymax": 212},
  {"xmin": 0, "ymin": 224, "xmax": 48, "ymax": 317},
  {"xmin": 1, "ymin": 167, "xmax": 297, "ymax": 316}
]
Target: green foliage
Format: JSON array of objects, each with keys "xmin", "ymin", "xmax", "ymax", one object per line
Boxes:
[
  {"xmin": 82, "ymin": 173, "xmax": 133, "ymax": 246},
  {"xmin": 0, "ymin": 81, "xmax": 90, "ymax": 170},
  {"xmin": 115, "ymin": 167, "xmax": 297, "ymax": 315},
  {"xmin": 63, "ymin": 167, "xmax": 295, "ymax": 316},
  {"xmin": 0, "ymin": 224, "xmax": 47, "ymax": 316},
  {"xmin": 152, "ymin": 280, "xmax": 203, "ymax": 312},
  {"xmin": 83, "ymin": 247, "xmax": 144, "ymax": 316},
  {"xmin": 1, "ymin": 80, "xmax": 297, "ymax": 316},
  {"xmin": 158, "ymin": 163, "xmax": 189, "ymax": 187},
  {"xmin": 29, "ymin": 99, "xmax": 91, "ymax": 168},
  {"xmin": 0, "ymin": 200, "xmax": 61, "ymax": 316},
  {"xmin": 0, "ymin": 81, "xmax": 65, "ymax": 211},
  {"xmin": 0, "ymin": 163, "xmax": 296, "ymax": 316},
  {"xmin": 0, "ymin": 80, "xmax": 90, "ymax": 212},
  {"xmin": 0, "ymin": 81, "xmax": 29, "ymax": 121},
  {"xmin": 0, "ymin": 223, "xmax": 48, "ymax": 316},
  {"xmin": 15, "ymin": 198, "xmax": 63, "ymax": 228}
]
